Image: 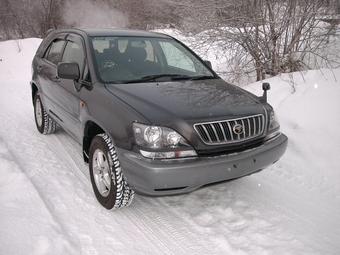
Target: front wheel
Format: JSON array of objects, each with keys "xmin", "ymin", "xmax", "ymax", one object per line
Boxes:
[{"xmin": 89, "ymin": 134, "xmax": 134, "ymax": 209}]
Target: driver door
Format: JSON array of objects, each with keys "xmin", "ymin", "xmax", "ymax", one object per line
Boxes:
[{"xmin": 57, "ymin": 34, "xmax": 87, "ymax": 142}]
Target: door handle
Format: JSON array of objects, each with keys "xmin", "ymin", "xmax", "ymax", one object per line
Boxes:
[{"xmin": 37, "ymin": 65, "xmax": 42, "ymax": 72}]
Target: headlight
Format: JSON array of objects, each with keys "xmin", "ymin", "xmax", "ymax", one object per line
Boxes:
[
  {"xmin": 268, "ymin": 111, "xmax": 280, "ymax": 131},
  {"xmin": 144, "ymin": 126, "xmax": 162, "ymax": 144},
  {"xmin": 132, "ymin": 123, "xmax": 197, "ymax": 159}
]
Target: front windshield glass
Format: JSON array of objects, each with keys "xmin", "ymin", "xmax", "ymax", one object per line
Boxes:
[{"xmin": 91, "ymin": 36, "xmax": 215, "ymax": 83}]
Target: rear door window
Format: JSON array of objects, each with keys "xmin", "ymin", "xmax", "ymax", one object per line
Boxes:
[{"xmin": 46, "ymin": 40, "xmax": 65, "ymax": 65}]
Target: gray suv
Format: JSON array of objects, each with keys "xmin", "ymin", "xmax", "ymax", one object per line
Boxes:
[{"xmin": 31, "ymin": 28, "xmax": 288, "ymax": 209}]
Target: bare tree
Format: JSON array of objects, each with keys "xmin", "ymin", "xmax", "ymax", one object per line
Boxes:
[
  {"xmin": 113, "ymin": 0, "xmax": 179, "ymax": 29},
  {"xmin": 162, "ymin": 0, "xmax": 338, "ymax": 83},
  {"xmin": 0, "ymin": 0, "xmax": 64, "ymax": 40}
]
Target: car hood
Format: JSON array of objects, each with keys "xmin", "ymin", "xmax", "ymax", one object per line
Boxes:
[{"xmin": 105, "ymin": 79, "xmax": 265, "ymax": 124}]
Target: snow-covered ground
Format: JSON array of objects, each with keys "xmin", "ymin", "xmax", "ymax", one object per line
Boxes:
[{"xmin": 0, "ymin": 38, "xmax": 340, "ymax": 255}]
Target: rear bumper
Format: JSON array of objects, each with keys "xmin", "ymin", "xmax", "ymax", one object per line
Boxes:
[{"xmin": 117, "ymin": 133, "xmax": 288, "ymax": 196}]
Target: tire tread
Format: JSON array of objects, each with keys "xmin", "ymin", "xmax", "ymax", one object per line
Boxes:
[{"xmin": 96, "ymin": 133, "xmax": 134, "ymax": 209}]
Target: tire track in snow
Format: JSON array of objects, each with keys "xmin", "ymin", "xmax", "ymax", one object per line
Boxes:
[
  {"xmin": 0, "ymin": 136, "xmax": 79, "ymax": 254},
  {"xmin": 0, "ymin": 81, "xmax": 165, "ymax": 254},
  {"xmin": 0, "ymin": 116, "xmax": 166, "ymax": 254},
  {"xmin": 55, "ymin": 130, "xmax": 218, "ymax": 255},
  {"xmin": 52, "ymin": 133, "xmax": 175, "ymax": 254},
  {"xmin": 56, "ymin": 125, "xmax": 324, "ymax": 254}
]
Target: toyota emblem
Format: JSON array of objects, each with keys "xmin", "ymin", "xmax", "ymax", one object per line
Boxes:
[{"xmin": 233, "ymin": 124, "xmax": 243, "ymax": 135}]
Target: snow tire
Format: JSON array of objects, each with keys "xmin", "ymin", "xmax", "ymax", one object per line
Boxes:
[
  {"xmin": 89, "ymin": 133, "xmax": 135, "ymax": 210},
  {"xmin": 34, "ymin": 93, "xmax": 57, "ymax": 135}
]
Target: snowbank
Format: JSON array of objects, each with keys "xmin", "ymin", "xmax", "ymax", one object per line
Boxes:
[{"xmin": 248, "ymin": 69, "xmax": 340, "ymax": 200}]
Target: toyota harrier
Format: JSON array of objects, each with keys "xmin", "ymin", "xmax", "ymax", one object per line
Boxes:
[{"xmin": 31, "ymin": 28, "xmax": 288, "ymax": 209}]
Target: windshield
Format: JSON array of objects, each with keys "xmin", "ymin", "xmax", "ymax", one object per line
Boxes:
[{"xmin": 91, "ymin": 36, "xmax": 215, "ymax": 83}]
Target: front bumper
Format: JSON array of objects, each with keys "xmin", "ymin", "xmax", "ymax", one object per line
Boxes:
[{"xmin": 117, "ymin": 133, "xmax": 288, "ymax": 196}]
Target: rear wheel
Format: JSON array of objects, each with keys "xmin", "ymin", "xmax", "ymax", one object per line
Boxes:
[
  {"xmin": 89, "ymin": 134, "xmax": 134, "ymax": 209},
  {"xmin": 34, "ymin": 94, "xmax": 57, "ymax": 135}
]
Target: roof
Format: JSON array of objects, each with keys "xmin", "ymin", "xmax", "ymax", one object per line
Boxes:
[{"xmin": 70, "ymin": 28, "xmax": 171, "ymax": 38}]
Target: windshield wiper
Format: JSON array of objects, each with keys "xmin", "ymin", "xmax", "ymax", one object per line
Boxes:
[
  {"xmin": 188, "ymin": 75, "xmax": 216, "ymax": 81},
  {"xmin": 124, "ymin": 74, "xmax": 191, "ymax": 84}
]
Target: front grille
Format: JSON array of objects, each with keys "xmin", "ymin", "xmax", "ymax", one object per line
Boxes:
[{"xmin": 194, "ymin": 114, "xmax": 265, "ymax": 145}]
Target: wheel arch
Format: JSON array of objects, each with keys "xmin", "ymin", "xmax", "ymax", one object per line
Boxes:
[
  {"xmin": 83, "ymin": 120, "xmax": 107, "ymax": 163},
  {"xmin": 31, "ymin": 82, "xmax": 38, "ymax": 104}
]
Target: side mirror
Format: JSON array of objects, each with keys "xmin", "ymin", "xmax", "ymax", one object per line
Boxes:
[
  {"xmin": 204, "ymin": 60, "xmax": 212, "ymax": 69},
  {"xmin": 261, "ymin": 82, "xmax": 271, "ymax": 103},
  {"xmin": 262, "ymin": 82, "xmax": 271, "ymax": 91},
  {"xmin": 57, "ymin": 62, "xmax": 80, "ymax": 80}
]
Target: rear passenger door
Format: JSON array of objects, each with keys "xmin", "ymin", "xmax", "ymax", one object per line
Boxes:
[{"xmin": 57, "ymin": 33, "xmax": 87, "ymax": 141}]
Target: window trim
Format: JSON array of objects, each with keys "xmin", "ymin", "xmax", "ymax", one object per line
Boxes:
[
  {"xmin": 63, "ymin": 33, "xmax": 90, "ymax": 82},
  {"xmin": 62, "ymin": 40, "xmax": 86, "ymax": 79},
  {"xmin": 43, "ymin": 39, "xmax": 67, "ymax": 66}
]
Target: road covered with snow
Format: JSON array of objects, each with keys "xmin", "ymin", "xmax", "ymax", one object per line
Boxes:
[{"xmin": 0, "ymin": 38, "xmax": 340, "ymax": 255}]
